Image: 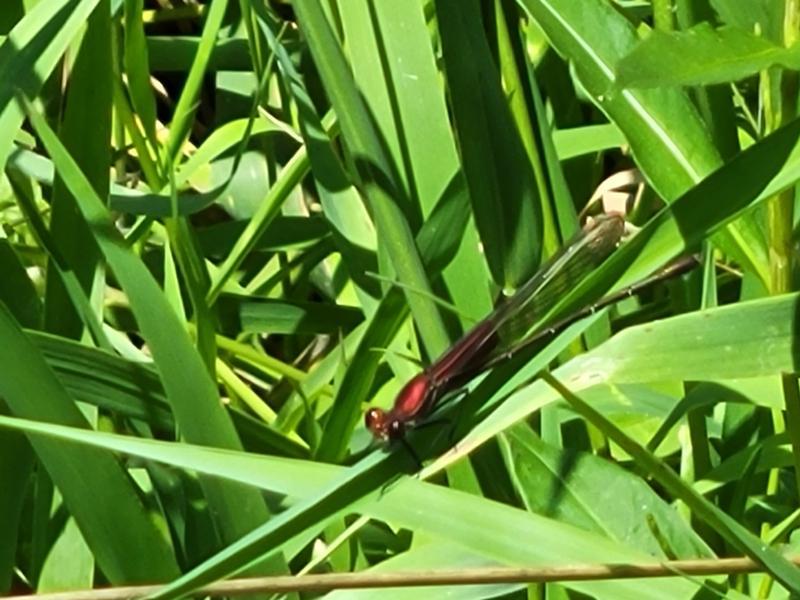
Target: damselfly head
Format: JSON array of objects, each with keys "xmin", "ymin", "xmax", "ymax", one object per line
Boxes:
[{"xmin": 365, "ymin": 407, "xmax": 405, "ymax": 441}]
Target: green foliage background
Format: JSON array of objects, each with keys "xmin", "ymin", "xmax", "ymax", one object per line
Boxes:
[{"xmin": 3, "ymin": 0, "xmax": 800, "ymax": 598}]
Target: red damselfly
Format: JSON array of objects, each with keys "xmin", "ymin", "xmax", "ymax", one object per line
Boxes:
[{"xmin": 365, "ymin": 213, "xmax": 697, "ymax": 442}]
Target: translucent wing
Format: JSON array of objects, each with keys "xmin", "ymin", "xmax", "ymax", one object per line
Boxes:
[
  {"xmin": 428, "ymin": 214, "xmax": 625, "ymax": 389},
  {"xmin": 492, "ymin": 214, "xmax": 625, "ymax": 348}
]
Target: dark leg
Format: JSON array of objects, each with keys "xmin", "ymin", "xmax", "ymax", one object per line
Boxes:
[{"xmin": 399, "ymin": 437, "xmax": 423, "ymax": 470}]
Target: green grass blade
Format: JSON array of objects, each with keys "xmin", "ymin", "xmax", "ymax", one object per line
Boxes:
[
  {"xmin": 0, "ymin": 0, "xmax": 102, "ymax": 169},
  {"xmin": 543, "ymin": 372, "xmax": 800, "ymax": 594},
  {"xmin": 0, "ymin": 302, "xmax": 180, "ymax": 583},
  {"xmin": 436, "ymin": 0, "xmax": 543, "ymax": 288},
  {"xmin": 41, "ymin": 0, "xmax": 111, "ymax": 345},
  {"xmin": 163, "ymin": 0, "xmax": 228, "ymax": 163},
  {"xmin": 537, "ymin": 117, "xmax": 800, "ymax": 331},
  {"xmin": 0, "ymin": 415, "xmax": 702, "ymax": 599},
  {"xmin": 123, "ymin": 0, "xmax": 158, "ymax": 147},
  {"xmin": 22, "ymin": 98, "xmax": 282, "ymax": 560},
  {"xmin": 517, "ymin": 0, "xmax": 768, "ymax": 283},
  {"xmin": 292, "ymin": 0, "xmax": 449, "ymax": 357}
]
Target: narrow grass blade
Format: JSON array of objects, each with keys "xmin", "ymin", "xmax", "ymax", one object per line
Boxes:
[{"xmin": 542, "ymin": 372, "xmax": 800, "ymax": 595}]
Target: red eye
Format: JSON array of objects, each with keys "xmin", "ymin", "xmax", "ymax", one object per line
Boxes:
[{"xmin": 365, "ymin": 408, "xmax": 387, "ymax": 434}]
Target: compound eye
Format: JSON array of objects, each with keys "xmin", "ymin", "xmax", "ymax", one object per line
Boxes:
[{"xmin": 365, "ymin": 408, "xmax": 386, "ymax": 432}]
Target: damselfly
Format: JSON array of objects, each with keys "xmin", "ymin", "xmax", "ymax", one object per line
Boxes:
[{"xmin": 365, "ymin": 213, "xmax": 694, "ymax": 442}]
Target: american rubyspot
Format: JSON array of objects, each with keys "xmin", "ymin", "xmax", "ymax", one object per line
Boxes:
[{"xmin": 364, "ymin": 213, "xmax": 687, "ymax": 442}]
